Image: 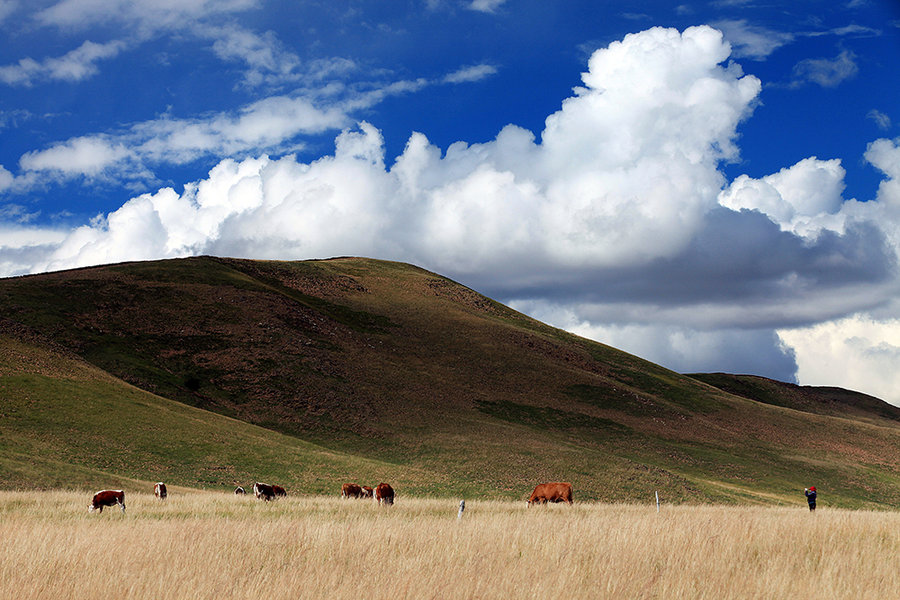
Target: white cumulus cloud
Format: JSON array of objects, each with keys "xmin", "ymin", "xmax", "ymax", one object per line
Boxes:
[
  {"xmin": 778, "ymin": 316, "xmax": 900, "ymax": 404},
  {"xmin": 7, "ymin": 25, "xmax": 762, "ymax": 274},
  {"xmin": 718, "ymin": 157, "xmax": 847, "ymax": 238},
  {"xmin": 717, "ymin": 136, "xmax": 900, "ymax": 403},
  {"xmin": 5, "ymin": 25, "xmax": 900, "ymax": 404}
]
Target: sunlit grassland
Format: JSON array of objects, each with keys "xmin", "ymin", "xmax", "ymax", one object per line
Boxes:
[{"xmin": 2, "ymin": 490, "xmax": 898, "ymax": 599}]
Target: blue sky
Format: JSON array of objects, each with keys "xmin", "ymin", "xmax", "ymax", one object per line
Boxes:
[{"xmin": 2, "ymin": 1, "xmax": 900, "ymax": 404}]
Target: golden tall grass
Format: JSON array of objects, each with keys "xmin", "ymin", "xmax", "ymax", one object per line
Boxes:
[{"xmin": 2, "ymin": 490, "xmax": 897, "ymax": 599}]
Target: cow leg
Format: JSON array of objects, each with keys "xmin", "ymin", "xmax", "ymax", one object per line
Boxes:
[{"xmin": 119, "ymin": 500, "xmax": 126, "ymax": 513}]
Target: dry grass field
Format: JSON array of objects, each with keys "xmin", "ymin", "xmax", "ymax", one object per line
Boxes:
[{"xmin": 2, "ymin": 490, "xmax": 898, "ymax": 599}]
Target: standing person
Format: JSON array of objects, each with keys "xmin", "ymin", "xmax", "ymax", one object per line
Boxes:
[{"xmin": 805, "ymin": 486, "xmax": 817, "ymax": 511}]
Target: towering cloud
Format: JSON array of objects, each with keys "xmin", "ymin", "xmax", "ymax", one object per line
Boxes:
[
  {"xmin": 3, "ymin": 25, "xmax": 900, "ymax": 403},
  {"xmin": 15, "ymin": 26, "xmax": 762, "ymax": 277}
]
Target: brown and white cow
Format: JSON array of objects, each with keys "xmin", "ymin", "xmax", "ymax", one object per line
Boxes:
[
  {"xmin": 154, "ymin": 482, "xmax": 167, "ymax": 500},
  {"xmin": 374, "ymin": 482, "xmax": 394, "ymax": 506},
  {"xmin": 342, "ymin": 483, "xmax": 363, "ymax": 498},
  {"xmin": 253, "ymin": 482, "xmax": 276, "ymax": 501},
  {"xmin": 527, "ymin": 482, "xmax": 573, "ymax": 505},
  {"xmin": 89, "ymin": 489, "xmax": 126, "ymax": 513},
  {"xmin": 273, "ymin": 484, "xmax": 287, "ymax": 498},
  {"xmin": 234, "ymin": 486, "xmax": 246, "ymax": 495},
  {"xmin": 361, "ymin": 486, "xmax": 374, "ymax": 499}
]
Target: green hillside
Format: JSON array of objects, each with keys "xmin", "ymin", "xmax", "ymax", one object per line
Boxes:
[
  {"xmin": 1, "ymin": 256, "xmax": 899, "ymax": 507},
  {"xmin": 0, "ymin": 335, "xmax": 421, "ymax": 496}
]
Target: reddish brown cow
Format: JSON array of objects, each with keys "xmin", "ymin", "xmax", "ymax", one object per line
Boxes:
[
  {"xmin": 253, "ymin": 482, "xmax": 276, "ymax": 501},
  {"xmin": 374, "ymin": 482, "xmax": 394, "ymax": 506},
  {"xmin": 89, "ymin": 489, "xmax": 126, "ymax": 513},
  {"xmin": 154, "ymin": 482, "xmax": 167, "ymax": 500},
  {"xmin": 361, "ymin": 486, "xmax": 373, "ymax": 499},
  {"xmin": 527, "ymin": 482, "xmax": 573, "ymax": 505},
  {"xmin": 234, "ymin": 486, "xmax": 246, "ymax": 495},
  {"xmin": 342, "ymin": 483, "xmax": 363, "ymax": 498},
  {"xmin": 273, "ymin": 485, "xmax": 287, "ymax": 498}
]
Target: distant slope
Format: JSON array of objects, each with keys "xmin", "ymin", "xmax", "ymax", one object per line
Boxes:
[
  {"xmin": 689, "ymin": 373, "xmax": 900, "ymax": 424},
  {"xmin": 2, "ymin": 256, "xmax": 899, "ymax": 507}
]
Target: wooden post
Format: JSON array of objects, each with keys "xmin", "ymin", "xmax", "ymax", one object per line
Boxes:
[{"xmin": 458, "ymin": 499, "xmax": 465, "ymax": 519}]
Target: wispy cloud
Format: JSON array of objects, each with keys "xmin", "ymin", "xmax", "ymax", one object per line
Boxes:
[
  {"xmin": 443, "ymin": 64, "xmax": 498, "ymax": 84},
  {"xmin": 17, "ymin": 95, "xmax": 350, "ymax": 185},
  {"xmin": 714, "ymin": 18, "xmax": 879, "ymax": 64},
  {"xmin": 35, "ymin": 0, "xmax": 257, "ymax": 32},
  {"xmin": 805, "ymin": 23, "xmax": 881, "ymax": 38},
  {"xmin": 0, "ymin": 0, "xmax": 17, "ymax": 24},
  {"xmin": 200, "ymin": 24, "xmax": 303, "ymax": 88},
  {"xmin": 868, "ymin": 109, "xmax": 891, "ymax": 130},
  {"xmin": 0, "ymin": 40, "xmax": 128, "ymax": 86},
  {"xmin": 791, "ymin": 49, "xmax": 858, "ymax": 88},
  {"xmin": 713, "ymin": 19, "xmax": 794, "ymax": 59},
  {"xmin": 467, "ymin": 0, "xmax": 506, "ymax": 14},
  {"xmin": 28, "ymin": 3, "xmax": 305, "ymax": 90},
  {"xmin": 0, "ymin": 109, "xmax": 33, "ymax": 131},
  {"xmin": 828, "ymin": 23, "xmax": 880, "ymax": 36},
  {"xmin": 11, "ymin": 53, "xmax": 501, "ymax": 186},
  {"xmin": 0, "ymin": 203, "xmax": 40, "ymax": 224}
]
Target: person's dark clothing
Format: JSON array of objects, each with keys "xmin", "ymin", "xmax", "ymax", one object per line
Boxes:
[{"xmin": 805, "ymin": 489, "xmax": 817, "ymax": 511}]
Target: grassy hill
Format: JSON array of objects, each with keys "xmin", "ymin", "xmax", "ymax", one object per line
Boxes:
[
  {"xmin": 2, "ymin": 256, "xmax": 899, "ymax": 507},
  {"xmin": 689, "ymin": 372, "xmax": 900, "ymax": 424},
  {"xmin": 0, "ymin": 334, "xmax": 422, "ymax": 496}
]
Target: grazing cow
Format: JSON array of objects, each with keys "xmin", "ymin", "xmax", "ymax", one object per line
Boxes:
[
  {"xmin": 273, "ymin": 485, "xmax": 287, "ymax": 498},
  {"xmin": 361, "ymin": 486, "xmax": 374, "ymax": 499},
  {"xmin": 374, "ymin": 482, "xmax": 394, "ymax": 506},
  {"xmin": 527, "ymin": 482, "xmax": 573, "ymax": 505},
  {"xmin": 253, "ymin": 482, "xmax": 276, "ymax": 501},
  {"xmin": 342, "ymin": 483, "xmax": 363, "ymax": 499},
  {"xmin": 234, "ymin": 486, "xmax": 245, "ymax": 495},
  {"xmin": 154, "ymin": 482, "xmax": 167, "ymax": 500},
  {"xmin": 89, "ymin": 490, "xmax": 126, "ymax": 513}
]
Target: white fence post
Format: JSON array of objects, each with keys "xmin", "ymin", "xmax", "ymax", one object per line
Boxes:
[
  {"xmin": 458, "ymin": 499, "xmax": 465, "ymax": 519},
  {"xmin": 655, "ymin": 491, "xmax": 660, "ymax": 513}
]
